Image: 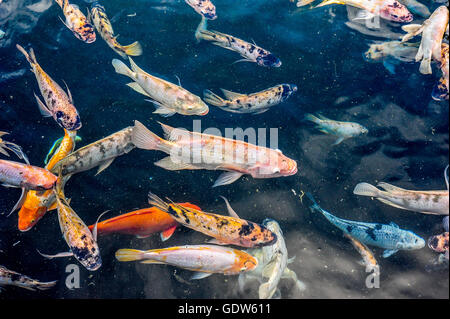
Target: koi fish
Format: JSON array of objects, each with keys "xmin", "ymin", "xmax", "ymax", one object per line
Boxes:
[
  {"xmin": 364, "ymin": 40, "xmax": 419, "ymax": 74},
  {"xmin": 115, "ymin": 245, "xmax": 258, "ymax": 279},
  {"xmin": 353, "ymin": 166, "xmax": 449, "ymax": 215},
  {"xmin": 38, "ymin": 182, "xmax": 103, "ymax": 271},
  {"xmin": 185, "ymin": 0, "xmax": 217, "ymax": 20},
  {"xmin": 315, "ymin": 0, "xmax": 413, "ymax": 22},
  {"xmin": 305, "ymin": 113, "xmax": 368, "ymax": 145},
  {"xmin": 131, "ymin": 121, "xmax": 297, "ymax": 187},
  {"xmin": 306, "ymin": 193, "xmax": 425, "ymax": 258},
  {"xmin": 17, "ymin": 129, "xmax": 78, "ymax": 232},
  {"xmin": 45, "ymin": 134, "xmax": 82, "ymax": 165},
  {"xmin": 344, "ymin": 233, "xmax": 378, "ymax": 268},
  {"xmin": 398, "ymin": 0, "xmax": 430, "ymax": 18},
  {"xmin": 55, "ymin": 0, "xmax": 96, "ymax": 43},
  {"xmin": 195, "ymin": 17, "xmax": 282, "ymax": 67},
  {"xmin": 0, "ymin": 131, "xmax": 29, "ymax": 164},
  {"xmin": 432, "ymin": 43, "xmax": 449, "ymax": 101},
  {"xmin": 51, "ymin": 126, "xmax": 135, "ymax": 176},
  {"xmin": 148, "ymin": 192, "xmax": 277, "ymax": 248},
  {"xmin": 87, "ymin": 202, "xmax": 201, "ymax": 240},
  {"xmin": 112, "ymin": 58, "xmax": 208, "ymax": 117},
  {"xmin": 428, "ymin": 232, "xmax": 449, "ymax": 261},
  {"xmin": 0, "ymin": 265, "xmax": 56, "ymax": 291},
  {"xmin": 401, "ymin": 6, "xmax": 449, "ymax": 74},
  {"xmin": 203, "ymin": 84, "xmax": 298, "ymax": 114},
  {"xmin": 16, "ymin": 44, "xmax": 82, "ymax": 131},
  {"xmin": 89, "ymin": 3, "xmax": 142, "ymax": 58},
  {"xmin": 239, "ymin": 218, "xmax": 306, "ymax": 299}
]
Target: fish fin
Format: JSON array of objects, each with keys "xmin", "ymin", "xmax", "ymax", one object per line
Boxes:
[
  {"xmin": 126, "ymin": 82, "xmax": 150, "ymax": 97},
  {"xmin": 401, "ymin": 24, "xmax": 423, "ymax": 35},
  {"xmin": 131, "ymin": 120, "xmax": 163, "ymax": 151},
  {"xmin": 352, "ymin": 10, "xmax": 375, "ymax": 21},
  {"xmin": 445, "ymin": 165, "xmax": 449, "ymax": 191},
  {"xmin": 128, "ymin": 57, "xmax": 146, "ymax": 75},
  {"xmin": 296, "ymin": 0, "xmax": 315, "ymax": 6},
  {"xmin": 37, "ymin": 250, "xmax": 73, "ymax": 259},
  {"xmin": 353, "ymin": 182, "xmax": 380, "ymax": 197},
  {"xmin": 419, "ymin": 57, "xmax": 432, "ymax": 75},
  {"xmin": 315, "ymin": 0, "xmax": 344, "ymax": 8},
  {"xmin": 304, "ymin": 113, "xmax": 321, "ymax": 124},
  {"xmin": 376, "ymin": 182, "xmax": 406, "ymax": 193},
  {"xmin": 160, "ymin": 225, "xmax": 177, "ymax": 241},
  {"xmin": 252, "ymin": 108, "xmax": 270, "ymax": 115},
  {"xmin": 212, "ymin": 171, "xmax": 244, "ymax": 187},
  {"xmin": 140, "ymin": 260, "xmax": 165, "ymax": 265},
  {"xmin": 389, "ymin": 222, "xmax": 399, "ymax": 228},
  {"xmin": 149, "ymin": 101, "xmax": 177, "ymax": 117},
  {"xmin": 287, "ymin": 256, "xmax": 296, "ymax": 264},
  {"xmin": 62, "ymin": 80, "xmax": 73, "ymax": 103},
  {"xmin": 92, "ymin": 210, "xmax": 110, "ymax": 242},
  {"xmin": 258, "ymin": 282, "xmax": 275, "ymax": 299},
  {"xmin": 95, "ymin": 158, "xmax": 115, "ymax": 176},
  {"xmin": 174, "ymin": 75, "xmax": 182, "ymax": 87},
  {"xmin": 121, "ymin": 41, "xmax": 143, "ymax": 57},
  {"xmin": 115, "ymin": 249, "xmax": 144, "ymax": 262},
  {"xmin": 48, "ymin": 201, "xmax": 58, "ymax": 211},
  {"xmin": 232, "ymin": 58, "xmax": 254, "ymax": 65},
  {"xmin": 207, "ymin": 238, "xmax": 229, "ymax": 245},
  {"xmin": 382, "ymin": 249, "xmax": 398, "ymax": 258},
  {"xmin": 112, "ymin": 58, "xmax": 134, "ymax": 78},
  {"xmin": 58, "ymin": 15, "xmax": 72, "ymax": 30},
  {"xmin": 383, "ymin": 60, "xmax": 397, "ymax": 75},
  {"xmin": 154, "ymin": 156, "xmax": 200, "ymax": 171},
  {"xmin": 262, "ymin": 260, "xmax": 277, "ymax": 278},
  {"xmin": 220, "ymin": 89, "xmax": 247, "ymax": 100},
  {"xmin": 191, "ymin": 272, "xmax": 213, "ymax": 280},
  {"xmin": 16, "ymin": 44, "xmax": 37, "ymax": 65},
  {"xmin": 203, "ymin": 89, "xmax": 226, "ymax": 107},
  {"xmin": 7, "ymin": 188, "xmax": 27, "ymax": 217},
  {"xmin": 34, "ymin": 93, "xmax": 52, "ymax": 117},
  {"xmin": 332, "ymin": 137, "xmax": 345, "ymax": 145},
  {"xmin": 147, "ymin": 192, "xmax": 170, "ymax": 213},
  {"xmin": 376, "ymin": 198, "xmax": 408, "ymax": 210},
  {"xmin": 135, "ymin": 234, "xmax": 151, "ymax": 239},
  {"xmin": 219, "ymin": 196, "xmax": 240, "ymax": 218},
  {"xmin": 195, "ymin": 16, "xmax": 208, "ymax": 43}
]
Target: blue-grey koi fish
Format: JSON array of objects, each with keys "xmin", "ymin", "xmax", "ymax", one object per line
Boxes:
[{"xmin": 306, "ymin": 193, "xmax": 425, "ymax": 258}]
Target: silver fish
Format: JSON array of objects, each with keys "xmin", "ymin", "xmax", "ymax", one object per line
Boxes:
[{"xmin": 0, "ymin": 265, "xmax": 56, "ymax": 292}]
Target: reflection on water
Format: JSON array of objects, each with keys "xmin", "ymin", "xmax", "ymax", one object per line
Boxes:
[{"xmin": 0, "ymin": 0, "xmax": 448, "ymax": 299}]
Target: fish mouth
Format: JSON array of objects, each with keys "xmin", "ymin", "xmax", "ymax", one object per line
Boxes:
[
  {"xmin": 203, "ymin": 13, "xmax": 217, "ymax": 20},
  {"xmin": 199, "ymin": 108, "xmax": 209, "ymax": 116}
]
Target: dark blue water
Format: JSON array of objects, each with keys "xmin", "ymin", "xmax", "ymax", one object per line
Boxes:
[{"xmin": 0, "ymin": 0, "xmax": 448, "ymax": 299}]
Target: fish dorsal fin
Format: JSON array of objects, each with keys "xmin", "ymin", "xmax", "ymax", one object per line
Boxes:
[
  {"xmin": 389, "ymin": 222, "xmax": 399, "ymax": 228},
  {"xmin": 92, "ymin": 210, "xmax": 110, "ymax": 242},
  {"xmin": 376, "ymin": 182, "xmax": 406, "ymax": 193},
  {"xmin": 158, "ymin": 121, "xmax": 189, "ymax": 142},
  {"xmin": 219, "ymin": 196, "xmax": 240, "ymax": 219},
  {"xmin": 444, "ymin": 165, "xmax": 449, "ymax": 190},
  {"xmin": 128, "ymin": 57, "xmax": 146, "ymax": 74},
  {"xmin": 220, "ymin": 89, "xmax": 247, "ymax": 100},
  {"xmin": 62, "ymin": 80, "xmax": 73, "ymax": 103}
]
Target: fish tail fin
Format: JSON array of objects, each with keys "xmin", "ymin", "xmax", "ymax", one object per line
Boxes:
[
  {"xmin": 34, "ymin": 280, "xmax": 57, "ymax": 291},
  {"xmin": 316, "ymin": 0, "xmax": 343, "ymax": 8},
  {"xmin": 258, "ymin": 282, "xmax": 275, "ymax": 299},
  {"xmin": 305, "ymin": 192, "xmax": 321, "ymax": 212},
  {"xmin": 203, "ymin": 89, "xmax": 226, "ymax": 107},
  {"xmin": 195, "ymin": 16, "xmax": 208, "ymax": 42},
  {"xmin": 147, "ymin": 192, "xmax": 170, "ymax": 213},
  {"xmin": 431, "ymin": 78, "xmax": 449, "ymax": 101},
  {"xmin": 132, "ymin": 120, "xmax": 168, "ymax": 152},
  {"xmin": 121, "ymin": 41, "xmax": 143, "ymax": 57},
  {"xmin": 128, "ymin": 57, "xmax": 146, "ymax": 75},
  {"xmin": 112, "ymin": 58, "xmax": 134, "ymax": 78},
  {"xmin": 304, "ymin": 113, "xmax": 321, "ymax": 124},
  {"xmin": 115, "ymin": 249, "xmax": 145, "ymax": 262},
  {"xmin": 196, "ymin": 29, "xmax": 220, "ymax": 43},
  {"xmin": 419, "ymin": 57, "xmax": 432, "ymax": 75},
  {"xmin": 353, "ymin": 182, "xmax": 380, "ymax": 197},
  {"xmin": 16, "ymin": 44, "xmax": 37, "ymax": 66}
]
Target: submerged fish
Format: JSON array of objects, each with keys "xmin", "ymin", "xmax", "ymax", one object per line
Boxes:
[
  {"xmin": 365, "ymin": 40, "xmax": 419, "ymax": 74},
  {"xmin": 38, "ymin": 183, "xmax": 102, "ymax": 271},
  {"xmin": 148, "ymin": 192, "xmax": 277, "ymax": 248},
  {"xmin": 131, "ymin": 121, "xmax": 297, "ymax": 187},
  {"xmin": 428, "ymin": 232, "xmax": 449, "ymax": 261},
  {"xmin": 305, "ymin": 113, "xmax": 368, "ymax": 145},
  {"xmin": 0, "ymin": 131, "xmax": 29, "ymax": 164},
  {"xmin": 116, "ymin": 245, "xmax": 258, "ymax": 279},
  {"xmin": 239, "ymin": 218, "xmax": 306, "ymax": 299},
  {"xmin": 315, "ymin": 0, "xmax": 413, "ymax": 22},
  {"xmin": 87, "ymin": 203, "xmax": 201, "ymax": 240},
  {"xmin": 89, "ymin": 3, "xmax": 142, "ymax": 58},
  {"xmin": 195, "ymin": 17, "xmax": 282, "ymax": 67},
  {"xmin": 45, "ymin": 134, "xmax": 82, "ymax": 165},
  {"xmin": 51, "ymin": 126, "xmax": 135, "ymax": 176},
  {"xmin": 112, "ymin": 58, "xmax": 209, "ymax": 117},
  {"xmin": 16, "ymin": 44, "xmax": 82, "ymax": 131},
  {"xmin": 402, "ymin": 6, "xmax": 449, "ymax": 74},
  {"xmin": 203, "ymin": 84, "xmax": 298, "ymax": 114},
  {"xmin": 432, "ymin": 43, "xmax": 449, "ymax": 101},
  {"xmin": 353, "ymin": 176, "xmax": 449, "ymax": 216},
  {"xmin": 0, "ymin": 159, "xmax": 57, "ymax": 191},
  {"xmin": 55, "ymin": 0, "xmax": 96, "ymax": 43},
  {"xmin": 185, "ymin": 0, "xmax": 217, "ymax": 20},
  {"xmin": 306, "ymin": 193, "xmax": 425, "ymax": 258},
  {"xmin": 0, "ymin": 265, "xmax": 56, "ymax": 291},
  {"xmin": 344, "ymin": 233, "xmax": 378, "ymax": 268},
  {"xmin": 398, "ymin": 0, "xmax": 430, "ymax": 18},
  {"xmin": 18, "ymin": 129, "xmax": 78, "ymax": 232}
]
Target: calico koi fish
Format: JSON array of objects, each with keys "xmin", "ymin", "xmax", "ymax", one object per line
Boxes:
[
  {"xmin": 115, "ymin": 245, "xmax": 258, "ymax": 279},
  {"xmin": 306, "ymin": 193, "xmax": 425, "ymax": 258},
  {"xmin": 132, "ymin": 121, "xmax": 297, "ymax": 187},
  {"xmin": 0, "ymin": 265, "xmax": 56, "ymax": 291},
  {"xmin": 195, "ymin": 17, "xmax": 282, "ymax": 67},
  {"xmin": 55, "ymin": 0, "xmax": 96, "ymax": 43},
  {"xmin": 401, "ymin": 5, "xmax": 449, "ymax": 74},
  {"xmin": 203, "ymin": 84, "xmax": 298, "ymax": 114},
  {"xmin": 87, "ymin": 203, "xmax": 201, "ymax": 240},
  {"xmin": 185, "ymin": 0, "xmax": 217, "ymax": 20},
  {"xmin": 148, "ymin": 192, "xmax": 277, "ymax": 248},
  {"xmin": 89, "ymin": 3, "xmax": 142, "ymax": 58},
  {"xmin": 16, "ymin": 44, "xmax": 82, "ymax": 131},
  {"xmin": 112, "ymin": 58, "xmax": 209, "ymax": 117}
]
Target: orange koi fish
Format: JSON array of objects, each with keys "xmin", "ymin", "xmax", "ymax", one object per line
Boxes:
[
  {"xmin": 87, "ymin": 203, "xmax": 201, "ymax": 241},
  {"xmin": 148, "ymin": 192, "xmax": 277, "ymax": 248}
]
